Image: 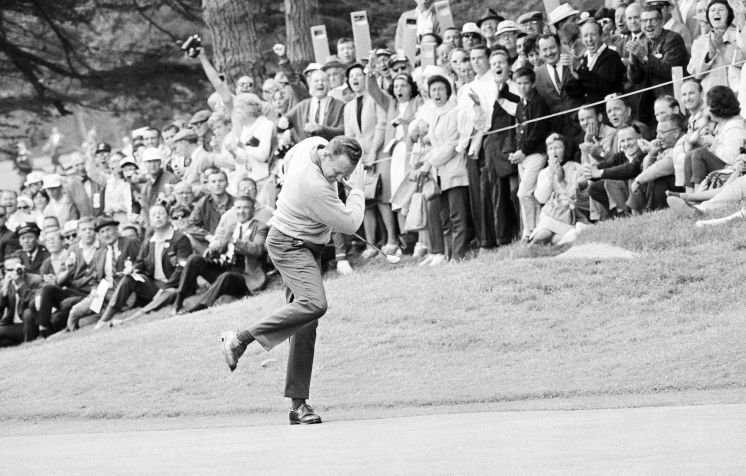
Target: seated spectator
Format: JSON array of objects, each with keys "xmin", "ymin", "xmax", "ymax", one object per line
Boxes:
[
  {"xmin": 97, "ymin": 205, "xmax": 192, "ymax": 327},
  {"xmin": 584, "ymin": 124, "xmax": 647, "ymax": 216},
  {"xmin": 2, "ymin": 189, "xmax": 21, "ymax": 232},
  {"xmin": 12, "ymin": 195, "xmax": 36, "ymax": 230},
  {"xmin": 61, "ymin": 220, "xmax": 79, "ymax": 248},
  {"xmin": 15, "ymin": 222, "xmax": 49, "ymax": 275},
  {"xmin": 39, "ymin": 228, "xmax": 68, "ymax": 276},
  {"xmin": 531, "ymin": 133, "xmax": 590, "ymax": 245},
  {"xmin": 684, "ymin": 86, "xmax": 746, "ymax": 189},
  {"xmin": 67, "ymin": 216, "xmax": 140, "ymax": 331},
  {"xmin": 652, "ymin": 95, "xmax": 682, "ymax": 124},
  {"xmin": 42, "ymin": 174, "xmax": 79, "ymax": 225},
  {"xmin": 140, "ymin": 147, "xmax": 178, "ymax": 221},
  {"xmin": 186, "ymin": 169, "xmax": 234, "ymax": 248},
  {"xmin": 0, "ymin": 256, "xmax": 42, "ymax": 346},
  {"xmin": 578, "ymin": 106, "xmax": 617, "ymax": 166},
  {"xmin": 171, "ymin": 182, "xmax": 195, "ymax": 211},
  {"xmin": 628, "ymin": 114, "xmax": 688, "ymax": 212},
  {"xmin": 30, "ymin": 218, "xmax": 99, "ymax": 339},
  {"xmin": 104, "ymin": 154, "xmax": 138, "ymax": 224},
  {"xmin": 668, "ymin": 158, "xmax": 746, "ymax": 216},
  {"xmin": 173, "ymin": 195, "xmax": 268, "ymax": 314},
  {"xmin": 30, "ymin": 190, "xmax": 49, "ymax": 228}
]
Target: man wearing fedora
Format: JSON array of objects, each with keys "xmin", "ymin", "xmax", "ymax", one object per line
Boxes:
[
  {"xmin": 518, "ymin": 11, "xmax": 546, "ymax": 36},
  {"xmin": 477, "ymin": 8, "xmax": 505, "ymax": 49},
  {"xmin": 66, "ymin": 216, "xmax": 140, "ymax": 331},
  {"xmin": 496, "ymin": 20, "xmax": 521, "ymax": 63}
]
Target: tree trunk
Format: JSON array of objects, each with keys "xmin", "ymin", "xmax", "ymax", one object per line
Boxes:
[
  {"xmin": 284, "ymin": 0, "xmax": 318, "ymax": 65},
  {"xmin": 202, "ymin": 0, "xmax": 263, "ymax": 85}
]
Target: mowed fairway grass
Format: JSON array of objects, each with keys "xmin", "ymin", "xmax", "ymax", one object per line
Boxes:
[{"xmin": 1, "ymin": 210, "xmax": 745, "ymax": 422}]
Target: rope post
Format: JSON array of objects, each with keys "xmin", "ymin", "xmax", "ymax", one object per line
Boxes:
[{"xmin": 672, "ymin": 66, "xmax": 684, "ymax": 106}]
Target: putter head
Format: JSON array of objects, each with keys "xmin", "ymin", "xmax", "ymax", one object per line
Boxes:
[{"xmin": 385, "ymin": 255, "xmax": 401, "ymax": 264}]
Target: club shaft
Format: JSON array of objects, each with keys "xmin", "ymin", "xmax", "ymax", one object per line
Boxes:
[{"xmin": 353, "ymin": 233, "xmax": 388, "ymax": 257}]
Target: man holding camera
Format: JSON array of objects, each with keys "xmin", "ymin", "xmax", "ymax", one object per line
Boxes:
[
  {"xmin": 0, "ymin": 256, "xmax": 42, "ymax": 346},
  {"xmin": 174, "ymin": 195, "xmax": 268, "ymax": 314},
  {"xmin": 220, "ymin": 135, "xmax": 365, "ymax": 425}
]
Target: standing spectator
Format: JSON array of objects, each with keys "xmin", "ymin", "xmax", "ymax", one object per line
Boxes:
[
  {"xmin": 140, "ymin": 147, "xmax": 178, "ymax": 220},
  {"xmin": 688, "ymin": 0, "xmax": 742, "ymax": 93},
  {"xmin": 278, "ymin": 70, "xmax": 345, "ymax": 146},
  {"xmin": 9, "ymin": 195, "xmax": 34, "ymax": 232},
  {"xmin": 443, "ymin": 27, "xmax": 461, "ymax": 48},
  {"xmin": 496, "ymin": 21, "xmax": 521, "ymax": 62},
  {"xmin": 511, "ymin": 67, "xmax": 550, "ymax": 241},
  {"xmin": 30, "ymin": 190, "xmax": 49, "ymax": 228},
  {"xmin": 534, "ymin": 34, "xmax": 584, "ymax": 140},
  {"xmin": 646, "ymin": 0, "xmax": 693, "ymax": 48},
  {"xmin": 42, "ymin": 174, "xmax": 79, "ymax": 226},
  {"xmin": 566, "ymin": 19, "xmax": 626, "ymax": 105},
  {"xmin": 548, "ymin": 4, "xmax": 585, "ymax": 58},
  {"xmin": 225, "ymin": 94, "xmax": 274, "ymax": 192},
  {"xmin": 336, "ymin": 38, "xmax": 356, "ymax": 66},
  {"xmin": 460, "ymin": 23, "xmax": 484, "ymax": 52},
  {"xmin": 104, "ymin": 155, "xmax": 137, "ymax": 224},
  {"xmin": 628, "ymin": 6, "xmax": 689, "ymax": 124},
  {"xmin": 395, "ymin": 0, "xmax": 442, "ymax": 50},
  {"xmin": 518, "ymin": 11, "xmax": 545, "ymax": 36},
  {"xmin": 477, "ymin": 9, "xmax": 504, "ymax": 48},
  {"xmin": 1, "ymin": 190, "xmax": 20, "ymax": 231},
  {"xmin": 68, "ymin": 153, "xmax": 105, "ymax": 217}
]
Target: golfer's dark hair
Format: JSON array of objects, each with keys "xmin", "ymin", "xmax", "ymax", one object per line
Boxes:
[
  {"xmin": 235, "ymin": 194, "xmax": 256, "ymax": 208},
  {"xmin": 327, "ymin": 136, "xmax": 363, "ymax": 165}
]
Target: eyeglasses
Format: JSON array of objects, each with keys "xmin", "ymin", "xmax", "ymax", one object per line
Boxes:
[
  {"xmin": 462, "ymin": 33, "xmax": 480, "ymax": 39},
  {"xmin": 64, "ymin": 233, "xmax": 77, "ymax": 240},
  {"xmin": 16, "ymin": 205, "xmax": 29, "ymax": 211}
]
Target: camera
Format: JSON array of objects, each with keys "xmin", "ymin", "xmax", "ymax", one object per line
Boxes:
[{"xmin": 181, "ymin": 35, "xmax": 202, "ymax": 58}]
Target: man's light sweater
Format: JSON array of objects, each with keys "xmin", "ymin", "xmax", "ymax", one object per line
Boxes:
[{"xmin": 271, "ymin": 137, "xmax": 365, "ymax": 245}]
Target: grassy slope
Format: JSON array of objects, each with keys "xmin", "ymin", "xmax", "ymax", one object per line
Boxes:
[{"xmin": 1, "ymin": 210, "xmax": 746, "ymax": 422}]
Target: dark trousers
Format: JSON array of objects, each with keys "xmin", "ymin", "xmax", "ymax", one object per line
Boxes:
[
  {"xmin": 175, "ymin": 255, "xmax": 238, "ymax": 308},
  {"xmin": 685, "ymin": 148, "xmax": 727, "ymax": 186},
  {"xmin": 483, "ymin": 168, "xmax": 520, "ymax": 245},
  {"xmin": 628, "ymin": 176, "xmax": 678, "ymax": 212},
  {"xmin": 589, "ymin": 180, "xmax": 611, "ymax": 211},
  {"xmin": 36, "ymin": 284, "xmax": 86, "ymax": 334},
  {"xmin": 466, "ymin": 155, "xmax": 488, "ymax": 247},
  {"xmin": 0, "ymin": 323, "xmax": 24, "ymax": 347},
  {"xmin": 428, "ymin": 186, "xmax": 469, "ymax": 260},
  {"xmin": 193, "ymin": 271, "xmax": 250, "ymax": 308},
  {"xmin": 101, "ymin": 274, "xmax": 161, "ymax": 322},
  {"xmin": 243, "ymin": 227, "xmax": 327, "ymax": 400}
]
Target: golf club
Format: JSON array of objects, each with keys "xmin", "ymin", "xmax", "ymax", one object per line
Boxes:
[{"xmin": 354, "ymin": 233, "xmax": 401, "ymax": 264}]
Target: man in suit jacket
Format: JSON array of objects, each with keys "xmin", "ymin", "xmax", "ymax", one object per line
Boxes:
[
  {"xmin": 566, "ymin": 20, "xmax": 626, "ymax": 105},
  {"xmin": 31, "ymin": 217, "xmax": 100, "ymax": 339},
  {"xmin": 98, "ymin": 205, "xmax": 192, "ymax": 325},
  {"xmin": 0, "ymin": 206, "xmax": 19, "ymax": 269},
  {"xmin": 628, "ymin": 6, "xmax": 689, "ymax": 123},
  {"xmin": 0, "ymin": 255, "xmax": 42, "ymax": 346},
  {"xmin": 140, "ymin": 147, "xmax": 178, "ymax": 220},
  {"xmin": 68, "ymin": 154, "xmax": 105, "ymax": 217},
  {"xmin": 66, "ymin": 216, "xmax": 140, "ymax": 330},
  {"xmin": 15, "ymin": 222, "xmax": 49, "ymax": 276},
  {"xmin": 174, "ymin": 195, "xmax": 268, "ymax": 314},
  {"xmin": 277, "ymin": 69, "xmax": 345, "ymax": 146},
  {"xmin": 534, "ymin": 34, "xmax": 583, "ymax": 139}
]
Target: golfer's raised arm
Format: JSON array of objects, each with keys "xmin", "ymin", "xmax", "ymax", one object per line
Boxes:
[{"xmin": 308, "ymin": 185, "xmax": 365, "ymax": 235}]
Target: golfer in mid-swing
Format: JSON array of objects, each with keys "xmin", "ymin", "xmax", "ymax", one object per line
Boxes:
[{"xmin": 221, "ymin": 135, "xmax": 364, "ymax": 425}]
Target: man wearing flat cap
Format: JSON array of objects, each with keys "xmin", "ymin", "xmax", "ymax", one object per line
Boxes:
[
  {"xmin": 395, "ymin": 0, "xmax": 443, "ymax": 51},
  {"xmin": 518, "ymin": 11, "xmax": 545, "ymax": 36},
  {"xmin": 477, "ymin": 8, "xmax": 505, "ymax": 49},
  {"xmin": 15, "ymin": 222, "xmax": 49, "ymax": 275}
]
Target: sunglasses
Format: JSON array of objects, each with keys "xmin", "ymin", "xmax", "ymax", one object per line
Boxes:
[
  {"xmin": 16, "ymin": 205, "xmax": 29, "ymax": 211},
  {"xmin": 392, "ymin": 65, "xmax": 408, "ymax": 73},
  {"xmin": 171, "ymin": 214, "xmax": 187, "ymax": 220},
  {"xmin": 64, "ymin": 233, "xmax": 77, "ymax": 240}
]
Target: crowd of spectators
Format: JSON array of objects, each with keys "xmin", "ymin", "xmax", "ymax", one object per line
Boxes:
[{"xmin": 3, "ymin": 0, "xmax": 746, "ymax": 347}]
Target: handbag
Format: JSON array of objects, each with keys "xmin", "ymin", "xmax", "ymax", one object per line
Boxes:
[
  {"xmin": 422, "ymin": 176, "xmax": 441, "ymax": 201},
  {"xmin": 363, "ymin": 169, "xmax": 382, "ymax": 200},
  {"xmin": 391, "ymin": 178, "xmax": 418, "ymax": 213},
  {"xmin": 403, "ymin": 176, "xmax": 428, "ymax": 232}
]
